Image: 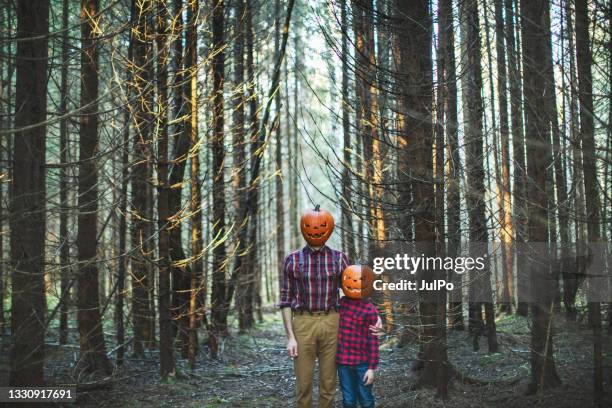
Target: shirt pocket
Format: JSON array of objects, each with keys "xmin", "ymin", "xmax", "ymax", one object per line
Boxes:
[{"xmin": 323, "ymin": 259, "xmax": 338, "ymax": 282}]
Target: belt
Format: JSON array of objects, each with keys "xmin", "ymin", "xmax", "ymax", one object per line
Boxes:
[{"xmin": 293, "ymin": 308, "xmax": 338, "ymax": 316}]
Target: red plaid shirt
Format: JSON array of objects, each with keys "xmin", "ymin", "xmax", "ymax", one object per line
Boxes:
[
  {"xmin": 278, "ymin": 245, "xmax": 349, "ymax": 312},
  {"xmin": 336, "ymin": 296, "xmax": 380, "ymax": 369}
]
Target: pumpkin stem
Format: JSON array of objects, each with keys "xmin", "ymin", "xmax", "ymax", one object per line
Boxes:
[{"xmin": 314, "ymin": 204, "xmax": 320, "ymax": 211}]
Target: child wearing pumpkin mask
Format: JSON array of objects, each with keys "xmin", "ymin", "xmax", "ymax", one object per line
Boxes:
[{"xmin": 337, "ymin": 265, "xmax": 379, "ymax": 408}]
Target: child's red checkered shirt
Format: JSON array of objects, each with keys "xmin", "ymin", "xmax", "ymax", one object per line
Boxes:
[{"xmin": 336, "ymin": 296, "xmax": 380, "ymax": 369}]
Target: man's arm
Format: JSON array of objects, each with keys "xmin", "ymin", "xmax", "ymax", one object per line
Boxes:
[
  {"xmin": 278, "ymin": 255, "xmax": 294, "ymax": 309},
  {"xmin": 278, "ymin": 254, "xmax": 298, "ymax": 357},
  {"xmin": 368, "ymin": 317, "xmax": 384, "ymax": 337},
  {"xmin": 365, "ymin": 307, "xmax": 380, "ymax": 370},
  {"xmin": 281, "ymin": 307, "xmax": 298, "ymax": 357}
]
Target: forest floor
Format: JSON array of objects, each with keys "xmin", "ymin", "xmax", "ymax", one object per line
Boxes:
[{"xmin": 1, "ymin": 308, "xmax": 611, "ymax": 407}]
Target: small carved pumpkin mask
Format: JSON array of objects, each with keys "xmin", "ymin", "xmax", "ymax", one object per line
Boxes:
[
  {"xmin": 300, "ymin": 205, "xmax": 334, "ymax": 247},
  {"xmin": 341, "ymin": 265, "xmax": 375, "ymax": 300}
]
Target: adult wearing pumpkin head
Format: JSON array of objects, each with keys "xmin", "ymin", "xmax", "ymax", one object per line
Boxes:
[{"xmin": 278, "ymin": 205, "xmax": 381, "ymax": 408}]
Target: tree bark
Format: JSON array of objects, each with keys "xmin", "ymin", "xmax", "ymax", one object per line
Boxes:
[
  {"xmin": 273, "ymin": 0, "xmax": 285, "ymax": 325},
  {"xmin": 565, "ymin": 0, "xmax": 587, "ymax": 321},
  {"xmin": 460, "ymin": 0, "xmax": 498, "ymax": 353},
  {"xmin": 520, "ymin": 0, "xmax": 561, "ymax": 392},
  {"xmin": 186, "ymin": 0, "xmax": 202, "ymax": 367},
  {"xmin": 115, "ymin": 0, "xmax": 138, "ymax": 367},
  {"xmin": 542, "ymin": 0, "xmax": 564, "ymax": 312},
  {"xmin": 575, "ymin": 0, "xmax": 603, "ymax": 403},
  {"xmin": 0, "ymin": 4, "xmax": 4, "ymax": 336},
  {"xmin": 168, "ymin": 0, "xmax": 192, "ymax": 349},
  {"xmin": 394, "ymin": 0, "xmax": 446, "ymax": 394},
  {"xmin": 291, "ymin": 32, "xmax": 300, "ymax": 251},
  {"xmin": 235, "ymin": 0, "xmax": 260, "ymax": 335},
  {"xmin": 76, "ymin": 0, "xmax": 112, "ymax": 374},
  {"xmin": 130, "ymin": 0, "xmax": 154, "ymax": 358},
  {"xmin": 434, "ymin": 0, "xmax": 448, "ymax": 398},
  {"xmin": 210, "ymin": 0, "xmax": 228, "ymax": 356},
  {"xmin": 504, "ymin": 0, "xmax": 529, "ymax": 317},
  {"xmin": 494, "ymin": 0, "xmax": 515, "ymax": 314},
  {"xmin": 440, "ymin": 0, "xmax": 463, "ymax": 331},
  {"xmin": 59, "ymin": 0, "xmax": 71, "ymax": 345},
  {"xmin": 9, "ymin": 0, "xmax": 49, "ymax": 386},
  {"xmin": 156, "ymin": 0, "xmax": 176, "ymax": 379},
  {"xmin": 233, "ymin": 0, "xmax": 251, "ymax": 333},
  {"xmin": 353, "ymin": 0, "xmax": 393, "ymax": 332},
  {"xmin": 340, "ymin": 0, "xmax": 356, "ymax": 262}
]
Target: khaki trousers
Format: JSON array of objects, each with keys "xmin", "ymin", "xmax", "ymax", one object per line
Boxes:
[{"xmin": 293, "ymin": 311, "xmax": 339, "ymax": 408}]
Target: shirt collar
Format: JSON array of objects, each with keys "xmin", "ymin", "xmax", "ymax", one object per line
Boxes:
[
  {"xmin": 303, "ymin": 244, "xmax": 330, "ymax": 255},
  {"xmin": 342, "ymin": 296, "xmax": 370, "ymax": 304}
]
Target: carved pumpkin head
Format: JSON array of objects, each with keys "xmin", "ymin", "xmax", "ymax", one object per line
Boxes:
[
  {"xmin": 341, "ymin": 265, "xmax": 375, "ymax": 300},
  {"xmin": 300, "ymin": 205, "xmax": 334, "ymax": 247}
]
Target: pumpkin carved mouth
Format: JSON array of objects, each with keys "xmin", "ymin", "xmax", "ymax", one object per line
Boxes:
[{"xmin": 306, "ymin": 232, "xmax": 327, "ymax": 238}]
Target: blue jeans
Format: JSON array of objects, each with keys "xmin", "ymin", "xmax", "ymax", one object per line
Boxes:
[{"xmin": 337, "ymin": 363, "xmax": 375, "ymax": 408}]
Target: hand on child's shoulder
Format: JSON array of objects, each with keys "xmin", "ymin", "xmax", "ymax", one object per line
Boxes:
[{"xmin": 365, "ymin": 299, "xmax": 378, "ymax": 313}]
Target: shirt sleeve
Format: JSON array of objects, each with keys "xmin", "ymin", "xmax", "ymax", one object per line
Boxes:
[
  {"xmin": 365, "ymin": 305, "xmax": 380, "ymax": 369},
  {"xmin": 277, "ymin": 254, "xmax": 295, "ymax": 309}
]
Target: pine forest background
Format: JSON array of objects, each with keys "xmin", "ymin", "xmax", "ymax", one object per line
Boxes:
[{"xmin": 0, "ymin": 0, "xmax": 611, "ymax": 406}]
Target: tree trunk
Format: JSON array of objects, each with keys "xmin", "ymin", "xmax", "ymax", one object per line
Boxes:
[
  {"xmin": 542, "ymin": 0, "xmax": 563, "ymax": 312},
  {"xmin": 233, "ymin": 0, "xmax": 251, "ymax": 333},
  {"xmin": 130, "ymin": 0, "xmax": 154, "ymax": 358},
  {"xmin": 505, "ymin": 0, "xmax": 529, "ymax": 317},
  {"xmin": 460, "ymin": 0, "xmax": 498, "ymax": 353},
  {"xmin": 494, "ymin": 0, "xmax": 515, "ymax": 314},
  {"xmin": 291, "ymin": 32, "xmax": 300, "ymax": 250},
  {"xmin": 186, "ymin": 0, "xmax": 202, "ymax": 368},
  {"xmin": 273, "ymin": 0, "xmax": 285, "ymax": 321},
  {"xmin": 353, "ymin": 0, "xmax": 393, "ymax": 332},
  {"xmin": 59, "ymin": 0, "xmax": 71, "ymax": 345},
  {"xmin": 156, "ymin": 0, "xmax": 176, "ymax": 379},
  {"xmin": 9, "ymin": 0, "xmax": 49, "ymax": 386},
  {"xmin": 607, "ymin": 0, "xmax": 612, "ymax": 336},
  {"xmin": 283, "ymin": 55, "xmax": 295, "ymax": 253},
  {"xmin": 520, "ymin": 0, "xmax": 561, "ymax": 392},
  {"xmin": 434, "ymin": 0, "xmax": 448, "ymax": 398},
  {"xmin": 394, "ymin": 0, "xmax": 446, "ymax": 394},
  {"xmin": 440, "ymin": 0, "xmax": 463, "ymax": 331},
  {"xmin": 76, "ymin": 0, "xmax": 112, "ymax": 374},
  {"xmin": 115, "ymin": 0, "xmax": 137, "ymax": 366},
  {"xmin": 340, "ymin": 0, "xmax": 356, "ymax": 262},
  {"xmin": 169, "ymin": 0, "xmax": 191, "ymax": 348},
  {"xmin": 565, "ymin": 0, "xmax": 587, "ymax": 321},
  {"xmin": 1, "ymin": 2, "xmax": 15, "ymax": 339},
  {"xmin": 235, "ymin": 0, "xmax": 260, "ymax": 335},
  {"xmin": 0, "ymin": 6, "xmax": 4, "ymax": 335},
  {"xmin": 210, "ymin": 0, "xmax": 228, "ymax": 355},
  {"xmin": 574, "ymin": 0, "xmax": 603, "ymax": 403}
]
